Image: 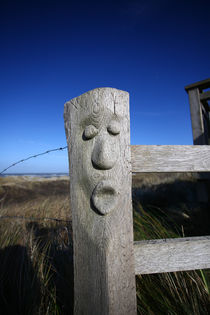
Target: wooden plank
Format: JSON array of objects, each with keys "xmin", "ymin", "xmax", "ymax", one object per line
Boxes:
[
  {"xmin": 185, "ymin": 78, "xmax": 210, "ymax": 91},
  {"xmin": 134, "ymin": 236, "xmax": 210, "ymax": 274},
  {"xmin": 185, "ymin": 80, "xmax": 210, "ymax": 144},
  {"xmin": 64, "ymin": 88, "xmax": 137, "ymax": 315},
  {"xmin": 131, "ymin": 145, "xmax": 210, "ymax": 172}
]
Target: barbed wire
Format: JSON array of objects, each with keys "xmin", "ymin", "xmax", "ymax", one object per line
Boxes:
[
  {"xmin": 0, "ymin": 215, "xmax": 71, "ymax": 223},
  {"xmin": 0, "ymin": 146, "xmax": 68, "ymax": 175}
]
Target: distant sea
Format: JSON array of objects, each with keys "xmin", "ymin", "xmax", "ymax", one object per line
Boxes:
[{"xmin": 0, "ymin": 173, "xmax": 69, "ymax": 178}]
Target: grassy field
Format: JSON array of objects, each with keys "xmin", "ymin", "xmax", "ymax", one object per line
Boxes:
[{"xmin": 0, "ymin": 174, "xmax": 209, "ymax": 314}]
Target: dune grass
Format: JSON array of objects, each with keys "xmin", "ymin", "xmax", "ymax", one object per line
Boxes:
[
  {"xmin": 133, "ymin": 207, "xmax": 210, "ymax": 315},
  {"xmin": 0, "ymin": 174, "xmax": 209, "ymax": 314}
]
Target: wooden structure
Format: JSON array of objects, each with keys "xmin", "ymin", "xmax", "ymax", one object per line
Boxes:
[
  {"xmin": 185, "ymin": 78, "xmax": 210, "ymax": 145},
  {"xmin": 64, "ymin": 87, "xmax": 210, "ymax": 315}
]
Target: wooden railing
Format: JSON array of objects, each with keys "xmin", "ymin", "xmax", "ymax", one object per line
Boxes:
[
  {"xmin": 64, "ymin": 86, "xmax": 210, "ymax": 315},
  {"xmin": 131, "ymin": 144, "xmax": 210, "ymax": 276},
  {"xmin": 131, "ymin": 145, "xmax": 210, "ymax": 172},
  {"xmin": 134, "ymin": 236, "xmax": 210, "ymax": 275}
]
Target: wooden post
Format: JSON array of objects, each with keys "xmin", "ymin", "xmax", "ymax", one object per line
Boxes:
[
  {"xmin": 186, "ymin": 88, "xmax": 205, "ymax": 144},
  {"xmin": 185, "ymin": 78, "xmax": 210, "ymax": 145},
  {"xmin": 64, "ymin": 88, "xmax": 137, "ymax": 315}
]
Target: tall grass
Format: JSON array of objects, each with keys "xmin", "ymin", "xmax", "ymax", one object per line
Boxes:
[
  {"xmin": 133, "ymin": 206, "xmax": 210, "ymax": 315},
  {"xmin": 0, "ymin": 218, "xmax": 73, "ymax": 314},
  {"xmin": 0, "ymin": 175, "xmax": 209, "ymax": 314}
]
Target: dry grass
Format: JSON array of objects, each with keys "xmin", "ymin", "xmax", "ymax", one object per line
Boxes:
[
  {"xmin": 0, "ymin": 174, "xmax": 209, "ymax": 314},
  {"xmin": 0, "ymin": 176, "xmax": 73, "ymax": 314},
  {"xmin": 133, "ymin": 172, "xmax": 210, "ymax": 237},
  {"xmin": 132, "ymin": 172, "xmax": 200, "ymax": 188},
  {"xmin": 0, "ymin": 176, "xmax": 71, "ymax": 221}
]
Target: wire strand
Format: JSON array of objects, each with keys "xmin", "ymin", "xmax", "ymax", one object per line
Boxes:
[
  {"xmin": 0, "ymin": 215, "xmax": 71, "ymax": 223},
  {"xmin": 0, "ymin": 146, "xmax": 68, "ymax": 174}
]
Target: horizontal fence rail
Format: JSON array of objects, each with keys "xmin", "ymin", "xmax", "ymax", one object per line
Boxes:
[
  {"xmin": 2, "ymin": 145, "xmax": 210, "ymax": 175},
  {"xmin": 134, "ymin": 236, "xmax": 210, "ymax": 274},
  {"xmin": 131, "ymin": 145, "xmax": 210, "ymax": 172}
]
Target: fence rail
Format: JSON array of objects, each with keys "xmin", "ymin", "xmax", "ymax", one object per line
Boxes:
[
  {"xmin": 134, "ymin": 236, "xmax": 210, "ymax": 274},
  {"xmin": 131, "ymin": 145, "xmax": 210, "ymax": 172},
  {"xmin": 3, "ymin": 144, "xmax": 210, "ymax": 176}
]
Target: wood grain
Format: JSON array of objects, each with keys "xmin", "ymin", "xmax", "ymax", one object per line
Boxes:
[
  {"xmin": 188, "ymin": 88, "xmax": 206, "ymax": 144},
  {"xmin": 134, "ymin": 236, "xmax": 210, "ymax": 274},
  {"xmin": 185, "ymin": 79, "xmax": 210, "ymax": 144},
  {"xmin": 131, "ymin": 145, "xmax": 210, "ymax": 172},
  {"xmin": 64, "ymin": 88, "xmax": 137, "ymax": 315}
]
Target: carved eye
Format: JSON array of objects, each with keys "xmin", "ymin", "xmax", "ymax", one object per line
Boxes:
[
  {"xmin": 83, "ymin": 125, "xmax": 98, "ymax": 140},
  {"xmin": 107, "ymin": 121, "xmax": 120, "ymax": 135}
]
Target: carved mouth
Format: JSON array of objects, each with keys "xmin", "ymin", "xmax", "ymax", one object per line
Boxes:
[{"xmin": 91, "ymin": 180, "xmax": 118, "ymax": 215}]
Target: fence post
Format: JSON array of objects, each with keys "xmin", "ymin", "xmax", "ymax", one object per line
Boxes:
[
  {"xmin": 185, "ymin": 79, "xmax": 210, "ymax": 145},
  {"xmin": 64, "ymin": 88, "xmax": 137, "ymax": 315},
  {"xmin": 186, "ymin": 87, "xmax": 206, "ymax": 144}
]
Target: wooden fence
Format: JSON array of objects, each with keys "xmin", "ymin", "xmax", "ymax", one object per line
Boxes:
[{"xmin": 64, "ymin": 82, "xmax": 210, "ymax": 315}]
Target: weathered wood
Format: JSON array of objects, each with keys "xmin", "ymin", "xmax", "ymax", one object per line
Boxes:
[
  {"xmin": 185, "ymin": 78, "xmax": 210, "ymax": 91},
  {"xmin": 64, "ymin": 88, "xmax": 137, "ymax": 315},
  {"xmin": 200, "ymin": 91, "xmax": 210, "ymax": 144},
  {"xmin": 134, "ymin": 236, "xmax": 210, "ymax": 274},
  {"xmin": 187, "ymin": 88, "xmax": 206, "ymax": 144},
  {"xmin": 131, "ymin": 145, "xmax": 210, "ymax": 172},
  {"xmin": 185, "ymin": 79, "xmax": 210, "ymax": 144}
]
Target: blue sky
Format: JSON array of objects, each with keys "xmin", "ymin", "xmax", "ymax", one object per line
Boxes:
[{"xmin": 1, "ymin": 0, "xmax": 210, "ymax": 173}]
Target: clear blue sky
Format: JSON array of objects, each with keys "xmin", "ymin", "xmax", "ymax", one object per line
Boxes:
[{"xmin": 1, "ymin": 0, "xmax": 210, "ymax": 173}]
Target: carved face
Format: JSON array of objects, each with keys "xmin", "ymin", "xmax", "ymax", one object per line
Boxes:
[
  {"xmin": 66, "ymin": 88, "xmax": 129, "ymax": 216},
  {"xmin": 80, "ymin": 109, "xmax": 122, "ymax": 215}
]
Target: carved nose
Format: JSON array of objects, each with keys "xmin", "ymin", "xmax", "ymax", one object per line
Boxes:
[{"xmin": 91, "ymin": 138, "xmax": 117, "ymax": 170}]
